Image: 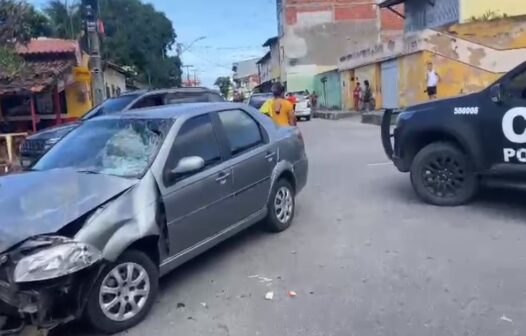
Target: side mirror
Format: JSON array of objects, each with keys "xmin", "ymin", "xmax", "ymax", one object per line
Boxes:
[
  {"xmin": 171, "ymin": 156, "xmax": 205, "ymax": 176},
  {"xmin": 490, "ymin": 83, "xmax": 503, "ymax": 103}
]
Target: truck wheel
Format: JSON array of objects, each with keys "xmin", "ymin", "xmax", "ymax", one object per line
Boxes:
[
  {"xmin": 410, "ymin": 142, "xmax": 478, "ymax": 206},
  {"xmin": 85, "ymin": 250, "xmax": 159, "ymax": 334}
]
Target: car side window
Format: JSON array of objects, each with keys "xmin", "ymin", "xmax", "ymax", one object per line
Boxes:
[
  {"xmin": 131, "ymin": 94, "xmax": 165, "ymax": 109},
  {"xmin": 164, "ymin": 114, "xmax": 222, "ymax": 185},
  {"xmin": 507, "ymin": 70, "xmax": 526, "ymax": 100},
  {"xmin": 217, "ymin": 109, "xmax": 264, "ymax": 156}
]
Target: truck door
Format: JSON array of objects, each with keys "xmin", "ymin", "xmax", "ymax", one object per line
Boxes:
[{"xmin": 487, "ymin": 68, "xmax": 526, "ymax": 166}]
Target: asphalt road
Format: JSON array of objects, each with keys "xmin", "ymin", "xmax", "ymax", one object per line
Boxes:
[{"xmin": 60, "ymin": 117, "xmax": 526, "ymax": 336}]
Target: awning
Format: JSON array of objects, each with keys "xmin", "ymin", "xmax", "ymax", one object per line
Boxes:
[{"xmin": 378, "ymin": 0, "xmax": 405, "ymax": 8}]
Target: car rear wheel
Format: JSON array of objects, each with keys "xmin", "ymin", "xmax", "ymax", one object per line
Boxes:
[
  {"xmin": 410, "ymin": 142, "xmax": 478, "ymax": 206},
  {"xmin": 85, "ymin": 250, "xmax": 159, "ymax": 334},
  {"xmin": 264, "ymin": 179, "xmax": 295, "ymax": 232}
]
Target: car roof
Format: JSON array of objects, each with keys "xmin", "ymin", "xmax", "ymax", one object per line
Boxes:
[{"xmin": 95, "ymin": 102, "xmax": 248, "ymax": 120}]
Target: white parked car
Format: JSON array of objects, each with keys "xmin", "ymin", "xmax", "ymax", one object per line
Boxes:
[{"xmin": 290, "ymin": 91, "xmax": 312, "ymax": 121}]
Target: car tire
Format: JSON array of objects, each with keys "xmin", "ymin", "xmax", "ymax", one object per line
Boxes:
[
  {"xmin": 264, "ymin": 179, "xmax": 295, "ymax": 232},
  {"xmin": 305, "ymin": 116, "xmax": 311, "ymax": 121},
  {"xmin": 85, "ymin": 250, "xmax": 159, "ymax": 334},
  {"xmin": 410, "ymin": 142, "xmax": 478, "ymax": 206}
]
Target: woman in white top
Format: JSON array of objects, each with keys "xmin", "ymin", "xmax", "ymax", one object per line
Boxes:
[{"xmin": 426, "ymin": 62, "xmax": 440, "ymax": 99}]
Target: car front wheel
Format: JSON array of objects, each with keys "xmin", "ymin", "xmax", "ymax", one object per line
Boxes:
[
  {"xmin": 410, "ymin": 142, "xmax": 478, "ymax": 206},
  {"xmin": 85, "ymin": 250, "xmax": 159, "ymax": 334}
]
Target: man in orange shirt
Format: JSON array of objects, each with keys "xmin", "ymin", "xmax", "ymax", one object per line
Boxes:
[{"xmin": 260, "ymin": 83, "xmax": 296, "ymax": 127}]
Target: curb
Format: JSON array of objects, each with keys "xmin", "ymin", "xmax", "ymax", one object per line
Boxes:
[{"xmin": 313, "ymin": 111, "xmax": 359, "ymax": 120}]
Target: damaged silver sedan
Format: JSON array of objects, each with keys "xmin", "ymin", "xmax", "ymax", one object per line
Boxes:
[{"xmin": 0, "ymin": 103, "xmax": 308, "ymax": 334}]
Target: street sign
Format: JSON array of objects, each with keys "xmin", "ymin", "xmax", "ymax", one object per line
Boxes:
[{"xmin": 73, "ymin": 66, "xmax": 91, "ymax": 82}]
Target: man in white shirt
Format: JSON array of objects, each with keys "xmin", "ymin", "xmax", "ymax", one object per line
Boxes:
[{"xmin": 426, "ymin": 62, "xmax": 440, "ymax": 99}]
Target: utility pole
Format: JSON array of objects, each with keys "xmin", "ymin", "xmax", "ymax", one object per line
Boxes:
[
  {"xmin": 82, "ymin": 0, "xmax": 106, "ymax": 105},
  {"xmin": 193, "ymin": 69, "xmax": 199, "ymax": 87},
  {"xmin": 183, "ymin": 65, "xmax": 193, "ymax": 87}
]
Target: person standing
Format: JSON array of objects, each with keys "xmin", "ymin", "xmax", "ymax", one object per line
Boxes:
[
  {"xmin": 362, "ymin": 80, "xmax": 373, "ymax": 112},
  {"xmin": 310, "ymin": 91, "xmax": 318, "ymax": 109},
  {"xmin": 260, "ymin": 82, "xmax": 296, "ymax": 126},
  {"xmin": 353, "ymin": 82, "xmax": 362, "ymax": 111},
  {"xmin": 426, "ymin": 62, "xmax": 440, "ymax": 99},
  {"xmin": 286, "ymin": 92, "xmax": 297, "ymax": 111}
]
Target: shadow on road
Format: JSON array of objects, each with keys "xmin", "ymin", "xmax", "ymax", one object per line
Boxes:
[{"xmin": 53, "ymin": 224, "xmax": 267, "ymax": 336}]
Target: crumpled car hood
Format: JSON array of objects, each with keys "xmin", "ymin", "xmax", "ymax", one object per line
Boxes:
[{"xmin": 0, "ymin": 169, "xmax": 137, "ymax": 254}]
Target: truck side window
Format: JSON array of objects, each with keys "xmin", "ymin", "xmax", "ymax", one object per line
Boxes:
[{"xmin": 507, "ymin": 70, "xmax": 526, "ymax": 100}]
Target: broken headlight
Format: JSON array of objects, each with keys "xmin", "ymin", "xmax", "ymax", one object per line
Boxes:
[{"xmin": 14, "ymin": 242, "xmax": 102, "ymax": 283}]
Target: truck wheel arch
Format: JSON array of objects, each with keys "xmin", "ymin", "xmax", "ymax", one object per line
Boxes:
[{"xmin": 403, "ymin": 129, "xmax": 483, "ymax": 170}]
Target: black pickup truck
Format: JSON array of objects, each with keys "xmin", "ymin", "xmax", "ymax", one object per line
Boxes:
[{"xmin": 381, "ymin": 60, "xmax": 526, "ymax": 206}]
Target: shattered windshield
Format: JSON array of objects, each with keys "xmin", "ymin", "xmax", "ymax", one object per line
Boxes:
[{"xmin": 33, "ymin": 118, "xmax": 173, "ymax": 178}]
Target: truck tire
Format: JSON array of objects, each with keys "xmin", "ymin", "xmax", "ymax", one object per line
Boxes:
[
  {"xmin": 85, "ymin": 250, "xmax": 159, "ymax": 334},
  {"xmin": 410, "ymin": 142, "xmax": 478, "ymax": 206}
]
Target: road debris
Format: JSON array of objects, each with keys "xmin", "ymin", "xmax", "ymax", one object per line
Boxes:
[
  {"xmin": 291, "ymin": 250, "xmax": 297, "ymax": 255},
  {"xmin": 176, "ymin": 302, "xmax": 186, "ymax": 309},
  {"xmin": 249, "ymin": 274, "xmax": 273, "ymax": 283},
  {"xmin": 500, "ymin": 314, "xmax": 513, "ymax": 323},
  {"xmin": 288, "ymin": 291, "xmax": 297, "ymax": 298},
  {"xmin": 265, "ymin": 291, "xmax": 274, "ymax": 300},
  {"xmin": 201, "ymin": 302, "xmax": 209, "ymax": 309}
]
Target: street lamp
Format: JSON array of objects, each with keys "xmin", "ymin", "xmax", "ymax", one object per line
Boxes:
[{"xmin": 176, "ymin": 36, "xmax": 207, "ymax": 56}]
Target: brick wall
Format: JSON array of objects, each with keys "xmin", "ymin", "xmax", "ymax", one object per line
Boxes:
[{"xmin": 284, "ymin": 0, "xmax": 403, "ymax": 29}]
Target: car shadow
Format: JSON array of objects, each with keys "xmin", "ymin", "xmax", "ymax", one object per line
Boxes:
[
  {"xmin": 472, "ymin": 185, "xmax": 526, "ymax": 217},
  {"xmin": 52, "ymin": 224, "xmax": 267, "ymax": 336},
  {"xmin": 384, "ymin": 175, "xmax": 526, "ymax": 218}
]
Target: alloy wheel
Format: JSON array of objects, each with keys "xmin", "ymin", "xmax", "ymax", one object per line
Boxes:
[
  {"xmin": 421, "ymin": 154, "xmax": 465, "ymax": 198},
  {"xmin": 99, "ymin": 262, "xmax": 151, "ymax": 322},
  {"xmin": 275, "ymin": 186, "xmax": 294, "ymax": 223}
]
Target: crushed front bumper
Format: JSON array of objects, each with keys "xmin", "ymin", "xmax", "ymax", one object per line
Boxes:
[{"xmin": 0, "ymin": 265, "xmax": 103, "ymax": 335}]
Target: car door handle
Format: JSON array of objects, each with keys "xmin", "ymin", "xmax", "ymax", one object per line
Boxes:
[
  {"xmin": 216, "ymin": 172, "xmax": 231, "ymax": 184},
  {"xmin": 265, "ymin": 152, "xmax": 276, "ymax": 162}
]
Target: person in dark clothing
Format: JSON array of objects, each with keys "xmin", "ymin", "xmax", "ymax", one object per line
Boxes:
[{"xmin": 362, "ymin": 80, "xmax": 373, "ymax": 112}]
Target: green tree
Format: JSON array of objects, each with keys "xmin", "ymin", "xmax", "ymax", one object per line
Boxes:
[
  {"xmin": 98, "ymin": 0, "xmax": 179, "ymax": 88},
  {"xmin": 214, "ymin": 77, "xmax": 232, "ymax": 98},
  {"xmin": 44, "ymin": 0, "xmax": 81, "ymax": 39},
  {"xmin": 0, "ymin": 0, "xmax": 50, "ymax": 44},
  {"xmin": 0, "ymin": 0, "xmax": 51, "ymax": 77}
]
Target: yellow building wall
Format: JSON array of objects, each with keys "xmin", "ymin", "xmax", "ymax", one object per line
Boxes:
[
  {"xmin": 446, "ymin": 17, "xmax": 526, "ymax": 49},
  {"xmin": 460, "ymin": 0, "xmax": 526, "ymax": 22},
  {"xmin": 397, "ymin": 50, "xmax": 503, "ymax": 107},
  {"xmin": 65, "ymin": 52, "xmax": 93, "ymax": 118},
  {"xmin": 398, "ymin": 52, "xmax": 427, "ymax": 107},
  {"xmin": 354, "ymin": 63, "xmax": 382, "ymax": 109},
  {"xmin": 340, "ymin": 70, "xmax": 354, "ymax": 110},
  {"xmin": 65, "ymin": 83, "xmax": 92, "ymax": 118}
]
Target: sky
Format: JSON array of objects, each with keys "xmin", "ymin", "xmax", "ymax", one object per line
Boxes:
[{"xmin": 30, "ymin": 0, "xmax": 278, "ymax": 88}]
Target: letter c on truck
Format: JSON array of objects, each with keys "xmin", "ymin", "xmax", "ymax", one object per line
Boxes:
[{"xmin": 502, "ymin": 107, "xmax": 526, "ymax": 143}]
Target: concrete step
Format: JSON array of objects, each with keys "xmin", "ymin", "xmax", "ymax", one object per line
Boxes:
[
  {"xmin": 313, "ymin": 110, "xmax": 359, "ymax": 120},
  {"xmin": 361, "ymin": 111, "xmax": 384, "ymax": 126}
]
